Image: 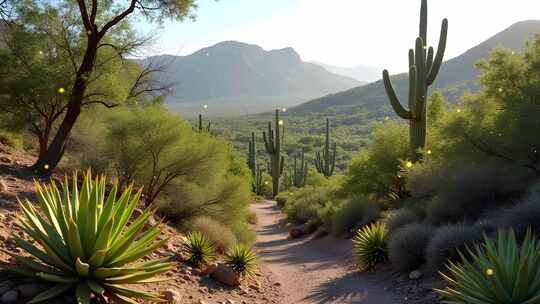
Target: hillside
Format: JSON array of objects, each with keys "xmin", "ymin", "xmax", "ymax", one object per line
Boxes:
[
  {"xmin": 145, "ymin": 41, "xmax": 361, "ymax": 116},
  {"xmin": 310, "ymin": 61, "xmax": 380, "ymax": 83},
  {"xmin": 293, "ymin": 20, "xmax": 540, "ymax": 115}
]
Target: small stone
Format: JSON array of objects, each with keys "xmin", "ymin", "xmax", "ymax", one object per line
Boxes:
[
  {"xmin": 273, "ymin": 282, "xmax": 281, "ymax": 287},
  {"xmin": 248, "ymin": 284, "xmax": 260, "ymax": 292},
  {"xmin": 409, "ymin": 270, "xmax": 422, "ymax": 280},
  {"xmin": 198, "ymin": 300, "xmax": 208, "ymax": 304},
  {"xmin": 162, "ymin": 290, "xmax": 182, "ymax": 303},
  {"xmin": 1, "ymin": 290, "xmax": 19, "ymax": 303},
  {"xmin": 211, "ymin": 264, "xmax": 240, "ymax": 286},
  {"xmin": 0, "ymin": 179, "xmax": 7, "ymax": 193},
  {"xmin": 226, "ymin": 299, "xmax": 236, "ymax": 304}
]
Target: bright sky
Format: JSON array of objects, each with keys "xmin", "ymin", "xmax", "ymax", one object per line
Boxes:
[{"xmin": 137, "ymin": 0, "xmax": 540, "ymax": 73}]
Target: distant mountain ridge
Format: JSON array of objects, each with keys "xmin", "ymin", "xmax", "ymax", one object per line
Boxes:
[
  {"xmin": 293, "ymin": 20, "xmax": 540, "ymax": 115},
  {"xmin": 310, "ymin": 61, "xmax": 380, "ymax": 83},
  {"xmin": 145, "ymin": 41, "xmax": 361, "ymax": 115}
]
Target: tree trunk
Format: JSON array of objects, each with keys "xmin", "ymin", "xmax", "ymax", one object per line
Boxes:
[{"xmin": 31, "ymin": 38, "xmax": 98, "ymax": 176}]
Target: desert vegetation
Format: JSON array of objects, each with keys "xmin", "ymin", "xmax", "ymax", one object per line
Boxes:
[{"xmin": 0, "ymin": 0, "xmax": 539, "ymax": 303}]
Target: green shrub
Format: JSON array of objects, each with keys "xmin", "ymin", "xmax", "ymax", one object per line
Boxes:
[
  {"xmin": 10, "ymin": 171, "xmax": 171, "ymax": 303},
  {"xmin": 275, "ymin": 191, "xmax": 292, "ymax": 207},
  {"xmin": 498, "ymin": 199, "xmax": 540, "ymax": 241},
  {"xmin": 353, "ymin": 222, "xmax": 389, "ymax": 271},
  {"xmin": 426, "ymin": 164, "xmax": 526, "ymax": 225},
  {"xmin": 191, "ymin": 217, "xmax": 237, "ymax": 252},
  {"xmin": 284, "ymin": 185, "xmax": 331, "ymax": 224},
  {"xmin": 425, "ymin": 223, "xmax": 483, "ymax": 271},
  {"xmin": 331, "ymin": 197, "xmax": 379, "ymax": 236},
  {"xmin": 385, "ymin": 208, "xmax": 419, "ymax": 233},
  {"xmin": 247, "ymin": 211, "xmax": 257, "ymax": 224},
  {"xmin": 388, "ymin": 223, "xmax": 434, "ymax": 273},
  {"xmin": 436, "ymin": 229, "xmax": 540, "ymax": 304},
  {"xmin": 225, "ymin": 245, "xmax": 258, "ymax": 277},
  {"xmin": 184, "ymin": 231, "xmax": 216, "ymax": 267}
]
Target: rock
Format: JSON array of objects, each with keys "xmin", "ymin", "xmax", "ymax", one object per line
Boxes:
[
  {"xmin": 162, "ymin": 290, "xmax": 182, "ymax": 303},
  {"xmin": 200, "ymin": 263, "xmax": 218, "ymax": 276},
  {"xmin": 198, "ymin": 300, "xmax": 208, "ymax": 304},
  {"xmin": 0, "ymin": 179, "xmax": 7, "ymax": 193},
  {"xmin": 211, "ymin": 264, "xmax": 240, "ymax": 286},
  {"xmin": 0, "ymin": 157, "xmax": 11, "ymax": 164},
  {"xmin": 16, "ymin": 283, "xmax": 50, "ymax": 299},
  {"xmin": 289, "ymin": 226, "xmax": 306, "ymax": 239},
  {"xmin": 409, "ymin": 270, "xmax": 422, "ymax": 280},
  {"xmin": 226, "ymin": 299, "xmax": 236, "ymax": 304},
  {"xmin": 248, "ymin": 284, "xmax": 260, "ymax": 292},
  {"xmin": 273, "ymin": 282, "xmax": 281, "ymax": 287},
  {"xmin": 1, "ymin": 290, "xmax": 19, "ymax": 303}
]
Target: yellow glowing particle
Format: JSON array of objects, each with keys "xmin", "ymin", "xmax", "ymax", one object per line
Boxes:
[
  {"xmin": 43, "ymin": 164, "xmax": 49, "ymax": 170},
  {"xmin": 385, "ymin": 116, "xmax": 390, "ymax": 121},
  {"xmin": 203, "ymin": 104, "xmax": 208, "ymax": 109},
  {"xmin": 87, "ymin": 30, "xmax": 92, "ymax": 36},
  {"xmin": 278, "ymin": 120, "xmax": 284, "ymax": 126},
  {"xmin": 58, "ymin": 87, "xmax": 66, "ymax": 94},
  {"xmin": 405, "ymin": 161, "xmax": 413, "ymax": 169},
  {"xmin": 264, "ymin": 181, "xmax": 269, "ymax": 185},
  {"xmin": 38, "ymin": 50, "xmax": 43, "ymax": 55},
  {"xmin": 486, "ymin": 268, "xmax": 494, "ymax": 276},
  {"xmin": 498, "ymin": 88, "xmax": 503, "ymax": 93},
  {"xmin": 427, "ymin": 150, "xmax": 432, "ymax": 155},
  {"xmin": 456, "ymin": 108, "xmax": 462, "ymax": 113},
  {"xmin": 282, "ymin": 108, "xmax": 287, "ymax": 112}
]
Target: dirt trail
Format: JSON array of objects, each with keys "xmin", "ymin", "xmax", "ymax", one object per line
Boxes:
[{"xmin": 252, "ymin": 201, "xmax": 401, "ymax": 304}]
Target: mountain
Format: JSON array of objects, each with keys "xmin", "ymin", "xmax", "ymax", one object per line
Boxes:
[
  {"xmin": 293, "ymin": 20, "xmax": 540, "ymax": 116},
  {"xmin": 144, "ymin": 41, "xmax": 361, "ymax": 116},
  {"xmin": 310, "ymin": 61, "xmax": 380, "ymax": 83}
]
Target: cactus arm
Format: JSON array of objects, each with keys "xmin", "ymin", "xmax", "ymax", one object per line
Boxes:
[
  {"xmin": 420, "ymin": 0, "xmax": 428, "ymax": 44},
  {"xmin": 383, "ymin": 70, "xmax": 412, "ymax": 119},
  {"xmin": 408, "ymin": 49, "xmax": 415, "ymax": 68},
  {"xmin": 330, "ymin": 143, "xmax": 336, "ymax": 176},
  {"xmin": 414, "ymin": 37, "xmax": 426, "ymax": 115},
  {"xmin": 426, "ymin": 18, "xmax": 448, "ymax": 85},
  {"xmin": 426, "ymin": 46, "xmax": 434, "ymax": 73}
]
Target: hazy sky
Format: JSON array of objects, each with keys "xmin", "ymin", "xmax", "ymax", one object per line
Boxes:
[{"xmin": 137, "ymin": 0, "xmax": 540, "ymax": 73}]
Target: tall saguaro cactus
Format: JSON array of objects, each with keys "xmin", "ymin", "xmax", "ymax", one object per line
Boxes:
[
  {"xmin": 315, "ymin": 119, "xmax": 336, "ymax": 177},
  {"xmin": 292, "ymin": 151, "xmax": 308, "ymax": 188},
  {"xmin": 196, "ymin": 114, "xmax": 211, "ymax": 133},
  {"xmin": 382, "ymin": 0, "xmax": 448, "ymax": 162},
  {"xmin": 247, "ymin": 132, "xmax": 264, "ymax": 195},
  {"xmin": 263, "ymin": 110, "xmax": 285, "ymax": 198}
]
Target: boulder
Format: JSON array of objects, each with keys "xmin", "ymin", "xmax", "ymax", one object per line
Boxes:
[
  {"xmin": 200, "ymin": 263, "xmax": 218, "ymax": 276},
  {"xmin": 211, "ymin": 264, "xmax": 240, "ymax": 286},
  {"xmin": 289, "ymin": 226, "xmax": 307, "ymax": 239},
  {"xmin": 1, "ymin": 290, "xmax": 18, "ymax": 303}
]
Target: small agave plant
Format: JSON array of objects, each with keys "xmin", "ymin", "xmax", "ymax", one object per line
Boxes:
[
  {"xmin": 9, "ymin": 171, "xmax": 171, "ymax": 303},
  {"xmin": 225, "ymin": 245, "xmax": 258, "ymax": 277},
  {"xmin": 352, "ymin": 222, "xmax": 389, "ymax": 271},
  {"xmin": 436, "ymin": 228, "xmax": 540, "ymax": 304}
]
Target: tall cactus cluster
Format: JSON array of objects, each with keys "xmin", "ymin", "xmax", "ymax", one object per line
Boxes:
[
  {"xmin": 196, "ymin": 113, "xmax": 211, "ymax": 133},
  {"xmin": 263, "ymin": 110, "xmax": 285, "ymax": 198},
  {"xmin": 382, "ymin": 0, "xmax": 448, "ymax": 162},
  {"xmin": 291, "ymin": 151, "xmax": 308, "ymax": 188},
  {"xmin": 248, "ymin": 132, "xmax": 264, "ymax": 195},
  {"xmin": 315, "ymin": 119, "xmax": 336, "ymax": 178}
]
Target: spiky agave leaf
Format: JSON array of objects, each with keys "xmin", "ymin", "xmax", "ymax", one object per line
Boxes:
[
  {"xmin": 10, "ymin": 170, "xmax": 172, "ymax": 303},
  {"xmin": 225, "ymin": 245, "xmax": 258, "ymax": 277},
  {"xmin": 435, "ymin": 228, "xmax": 540, "ymax": 304},
  {"xmin": 352, "ymin": 222, "xmax": 389, "ymax": 271},
  {"xmin": 184, "ymin": 231, "xmax": 216, "ymax": 267}
]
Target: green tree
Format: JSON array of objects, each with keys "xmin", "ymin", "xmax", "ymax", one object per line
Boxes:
[{"xmin": 1, "ymin": 0, "xmax": 197, "ymax": 175}]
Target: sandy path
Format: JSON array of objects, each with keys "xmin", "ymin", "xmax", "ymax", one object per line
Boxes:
[{"xmin": 252, "ymin": 201, "xmax": 401, "ymax": 304}]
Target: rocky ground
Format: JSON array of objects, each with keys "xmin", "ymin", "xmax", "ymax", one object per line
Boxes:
[{"xmin": 0, "ymin": 142, "xmax": 282, "ymax": 304}]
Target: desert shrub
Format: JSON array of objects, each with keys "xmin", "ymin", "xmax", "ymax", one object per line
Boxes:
[
  {"xmin": 247, "ymin": 211, "xmax": 257, "ymax": 224},
  {"xmin": 425, "ymin": 223, "xmax": 483, "ymax": 271},
  {"xmin": 284, "ymin": 185, "xmax": 332, "ymax": 224},
  {"xmin": 275, "ymin": 191, "xmax": 292, "ymax": 207},
  {"xmin": 388, "ymin": 223, "xmax": 434, "ymax": 273},
  {"xmin": 385, "ymin": 208, "xmax": 419, "ymax": 233},
  {"xmin": 353, "ymin": 222, "xmax": 389, "ymax": 271},
  {"xmin": 498, "ymin": 199, "xmax": 540, "ymax": 241},
  {"xmin": 404, "ymin": 158, "xmax": 447, "ymax": 200},
  {"xmin": 341, "ymin": 121, "xmax": 408, "ymax": 198},
  {"xmin": 11, "ymin": 171, "xmax": 170, "ymax": 303},
  {"xmin": 191, "ymin": 217, "xmax": 237, "ymax": 252},
  {"xmin": 426, "ymin": 164, "xmax": 527, "ymax": 225},
  {"xmin": 436, "ymin": 229, "xmax": 540, "ymax": 304},
  {"xmin": 184, "ymin": 231, "xmax": 216, "ymax": 267},
  {"xmin": 225, "ymin": 245, "xmax": 258, "ymax": 277},
  {"xmin": 331, "ymin": 197, "xmax": 380, "ymax": 236}
]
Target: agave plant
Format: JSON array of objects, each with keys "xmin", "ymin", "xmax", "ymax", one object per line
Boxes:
[
  {"xmin": 183, "ymin": 231, "xmax": 216, "ymax": 267},
  {"xmin": 436, "ymin": 229, "xmax": 540, "ymax": 304},
  {"xmin": 225, "ymin": 244, "xmax": 258, "ymax": 277},
  {"xmin": 10, "ymin": 171, "xmax": 171, "ymax": 303},
  {"xmin": 352, "ymin": 222, "xmax": 389, "ymax": 271}
]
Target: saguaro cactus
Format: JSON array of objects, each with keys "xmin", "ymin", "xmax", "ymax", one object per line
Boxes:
[
  {"xmin": 247, "ymin": 132, "xmax": 264, "ymax": 195},
  {"xmin": 382, "ymin": 0, "xmax": 448, "ymax": 162},
  {"xmin": 315, "ymin": 119, "xmax": 336, "ymax": 177},
  {"xmin": 196, "ymin": 114, "xmax": 211, "ymax": 133},
  {"xmin": 263, "ymin": 110, "xmax": 285, "ymax": 198},
  {"xmin": 292, "ymin": 151, "xmax": 308, "ymax": 188}
]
